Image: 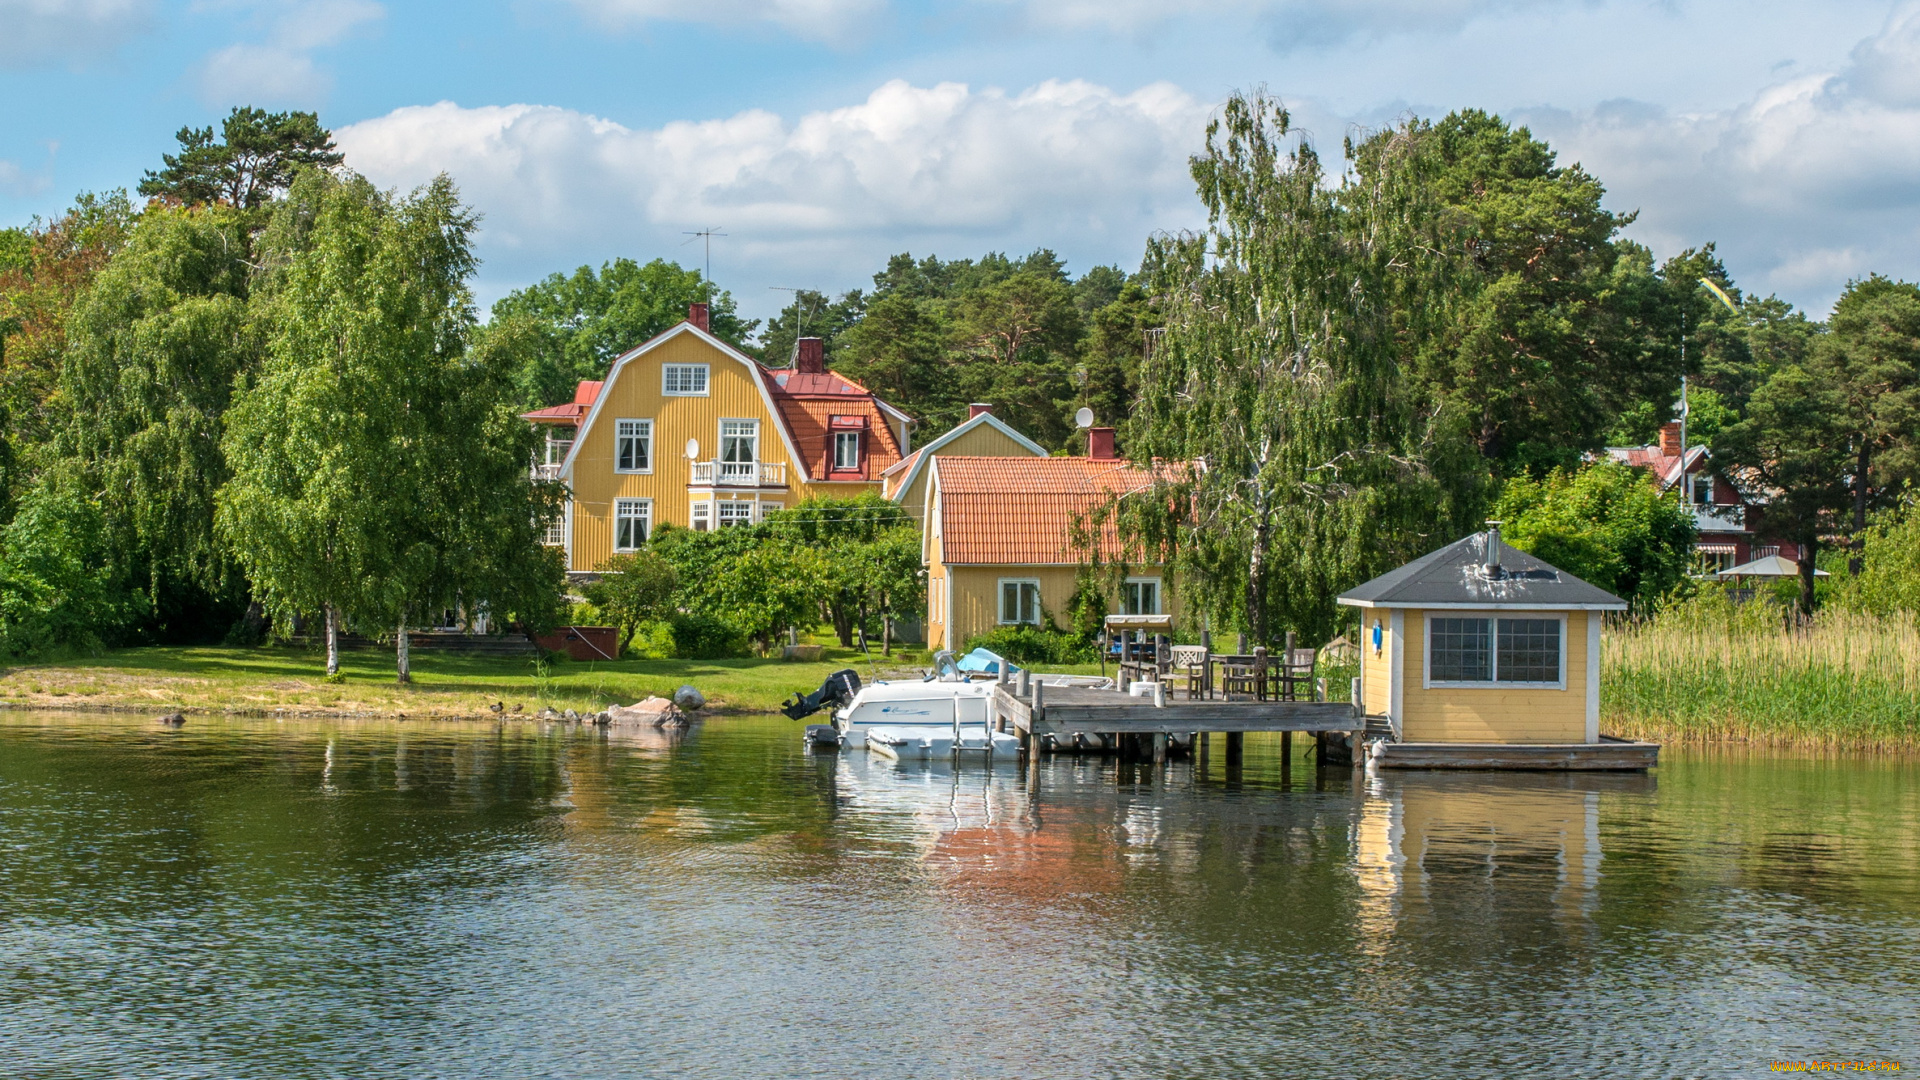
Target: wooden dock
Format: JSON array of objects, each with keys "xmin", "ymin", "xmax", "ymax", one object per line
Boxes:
[
  {"xmin": 1367, "ymin": 736, "xmax": 1659, "ymax": 771},
  {"xmin": 988, "ymin": 680, "xmax": 1657, "ymax": 772},
  {"xmin": 991, "ymin": 682, "xmax": 1360, "ymax": 761}
]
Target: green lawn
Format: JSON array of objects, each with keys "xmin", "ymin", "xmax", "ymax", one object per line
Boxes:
[{"xmin": 0, "ymin": 642, "xmax": 950, "ymax": 718}]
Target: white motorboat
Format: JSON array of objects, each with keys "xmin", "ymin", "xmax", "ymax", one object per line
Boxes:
[
  {"xmin": 787, "ymin": 650, "xmax": 1112, "ymax": 754},
  {"xmin": 864, "ymin": 724, "xmax": 1021, "ymax": 761}
]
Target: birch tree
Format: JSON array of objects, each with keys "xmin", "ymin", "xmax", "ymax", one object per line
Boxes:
[
  {"xmin": 1115, "ymin": 92, "xmax": 1480, "ymax": 644},
  {"xmin": 221, "ymin": 171, "xmax": 564, "ymax": 680}
]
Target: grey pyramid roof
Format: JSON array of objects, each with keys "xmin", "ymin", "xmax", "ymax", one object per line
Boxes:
[{"xmin": 1337, "ymin": 531, "xmax": 1628, "ymax": 610}]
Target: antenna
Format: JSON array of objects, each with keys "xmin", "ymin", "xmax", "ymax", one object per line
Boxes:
[
  {"xmin": 1073, "ymin": 407, "xmax": 1095, "ymax": 429},
  {"xmin": 684, "ymin": 438, "xmax": 700, "ymax": 460},
  {"xmin": 770, "ymin": 286, "xmax": 809, "ymax": 357},
  {"xmin": 682, "ymin": 226, "xmax": 726, "ymax": 299}
]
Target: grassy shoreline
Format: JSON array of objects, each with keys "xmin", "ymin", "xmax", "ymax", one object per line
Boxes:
[
  {"xmin": 0, "ymin": 643, "xmax": 942, "ymax": 719},
  {"xmin": 8, "ymin": 621, "xmax": 1917, "ymax": 749}
]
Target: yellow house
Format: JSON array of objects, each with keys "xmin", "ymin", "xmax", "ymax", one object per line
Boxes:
[
  {"xmin": 882, "ymin": 403, "xmax": 1048, "ymax": 526},
  {"xmin": 922, "ymin": 430, "xmax": 1180, "ymax": 651},
  {"xmin": 1337, "ymin": 526, "xmax": 1629, "ymax": 746},
  {"xmin": 524, "ymin": 304, "xmax": 913, "ymax": 573}
]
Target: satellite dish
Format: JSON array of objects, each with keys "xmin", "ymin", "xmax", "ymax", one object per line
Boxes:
[
  {"xmin": 1073, "ymin": 407, "xmax": 1095, "ymax": 430},
  {"xmin": 684, "ymin": 438, "xmax": 700, "ymax": 460}
]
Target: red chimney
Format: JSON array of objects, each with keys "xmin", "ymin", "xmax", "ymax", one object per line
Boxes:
[
  {"xmin": 968, "ymin": 403, "xmax": 993, "ymax": 420},
  {"xmin": 688, "ymin": 302, "xmax": 710, "ymax": 332},
  {"xmin": 1087, "ymin": 426, "xmax": 1117, "ymax": 461},
  {"xmin": 1658, "ymin": 421, "xmax": 1683, "ymax": 457},
  {"xmin": 795, "ymin": 337, "xmax": 825, "ymax": 374}
]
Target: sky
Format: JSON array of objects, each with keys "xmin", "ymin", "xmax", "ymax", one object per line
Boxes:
[{"xmin": 4, "ymin": 0, "xmax": 1918, "ymax": 325}]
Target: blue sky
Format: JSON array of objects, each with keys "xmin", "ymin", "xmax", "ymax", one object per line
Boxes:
[{"xmin": 5, "ymin": 0, "xmax": 1917, "ymax": 324}]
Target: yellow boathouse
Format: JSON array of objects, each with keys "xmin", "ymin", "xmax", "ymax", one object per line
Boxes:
[{"xmin": 1337, "ymin": 526, "xmax": 1651, "ymax": 766}]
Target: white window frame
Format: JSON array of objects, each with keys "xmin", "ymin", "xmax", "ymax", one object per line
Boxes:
[
  {"xmin": 753, "ymin": 500, "xmax": 781, "ymax": 523},
  {"xmin": 690, "ymin": 500, "xmax": 713, "ymax": 532},
  {"xmin": 614, "ymin": 418, "xmax": 653, "ymax": 474},
  {"xmin": 662, "ymin": 363, "xmax": 709, "ymax": 396},
  {"xmin": 541, "ymin": 502, "xmax": 569, "ymax": 548},
  {"xmin": 1123, "ymin": 576, "xmax": 1162, "ymax": 616},
  {"xmin": 717, "ymin": 500, "xmax": 754, "ymax": 528},
  {"xmin": 833, "ymin": 431, "xmax": 861, "ymax": 471},
  {"xmin": 1422, "ymin": 611, "xmax": 1567, "ymax": 691},
  {"xmin": 613, "ymin": 499, "xmax": 652, "ymax": 552},
  {"xmin": 998, "ymin": 578, "xmax": 1042, "ymax": 626},
  {"xmin": 717, "ymin": 418, "xmax": 759, "ymax": 486}
]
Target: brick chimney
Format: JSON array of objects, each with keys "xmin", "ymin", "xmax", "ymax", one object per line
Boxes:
[
  {"xmin": 687, "ymin": 302, "xmax": 710, "ymax": 332},
  {"xmin": 1658, "ymin": 420, "xmax": 1683, "ymax": 457},
  {"xmin": 1087, "ymin": 426, "xmax": 1117, "ymax": 461},
  {"xmin": 968, "ymin": 403, "xmax": 993, "ymax": 420},
  {"xmin": 795, "ymin": 337, "xmax": 825, "ymax": 374}
]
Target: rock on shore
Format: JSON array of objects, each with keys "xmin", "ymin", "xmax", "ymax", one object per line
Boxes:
[{"xmin": 607, "ymin": 697, "xmax": 688, "ymax": 728}]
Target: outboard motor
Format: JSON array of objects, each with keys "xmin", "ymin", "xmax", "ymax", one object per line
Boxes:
[{"xmin": 780, "ymin": 668, "xmax": 862, "ymax": 721}]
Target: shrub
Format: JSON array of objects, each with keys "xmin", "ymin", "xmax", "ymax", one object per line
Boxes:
[
  {"xmin": 667, "ymin": 613, "xmax": 751, "ymax": 660},
  {"xmin": 965, "ymin": 624, "xmax": 1098, "ymax": 665}
]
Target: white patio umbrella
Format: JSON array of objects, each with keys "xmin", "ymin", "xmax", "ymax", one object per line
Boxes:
[{"xmin": 1716, "ymin": 555, "xmax": 1829, "ymax": 579}]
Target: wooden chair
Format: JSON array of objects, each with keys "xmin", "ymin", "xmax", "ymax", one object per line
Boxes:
[
  {"xmin": 1218, "ymin": 646, "xmax": 1268, "ymax": 700},
  {"xmin": 1166, "ymin": 645, "xmax": 1211, "ymax": 700},
  {"xmin": 1275, "ymin": 647, "xmax": 1317, "ymax": 701}
]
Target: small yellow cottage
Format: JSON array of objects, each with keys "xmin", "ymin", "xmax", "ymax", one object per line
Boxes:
[
  {"xmin": 882, "ymin": 404, "xmax": 1048, "ymax": 526},
  {"xmin": 1337, "ymin": 526, "xmax": 1642, "ymax": 763},
  {"xmin": 922, "ymin": 431, "xmax": 1179, "ymax": 651}
]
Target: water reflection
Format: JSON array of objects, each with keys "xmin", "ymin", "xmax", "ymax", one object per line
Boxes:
[{"xmin": 1, "ymin": 713, "xmax": 1914, "ymax": 1079}]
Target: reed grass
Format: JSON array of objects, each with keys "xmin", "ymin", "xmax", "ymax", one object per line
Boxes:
[{"xmin": 1603, "ymin": 596, "xmax": 1920, "ymax": 749}]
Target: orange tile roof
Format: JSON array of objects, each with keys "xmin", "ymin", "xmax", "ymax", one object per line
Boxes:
[
  {"xmin": 933, "ymin": 456, "xmax": 1168, "ymax": 565},
  {"xmin": 761, "ymin": 367, "xmax": 903, "ymax": 482}
]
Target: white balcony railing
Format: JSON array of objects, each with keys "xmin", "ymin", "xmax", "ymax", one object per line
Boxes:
[
  {"xmin": 689, "ymin": 460, "xmax": 786, "ymax": 487},
  {"xmin": 1692, "ymin": 502, "xmax": 1746, "ymax": 532},
  {"xmin": 531, "ymin": 462, "xmax": 564, "ymax": 481}
]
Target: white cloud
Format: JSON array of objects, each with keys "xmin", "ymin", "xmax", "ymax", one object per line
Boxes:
[
  {"xmin": 559, "ymin": 0, "xmax": 884, "ymax": 45},
  {"xmin": 976, "ymin": 0, "xmax": 1582, "ymax": 47},
  {"xmin": 336, "ymin": 78, "xmax": 1210, "ymax": 313},
  {"xmin": 0, "ymin": 0, "xmax": 153, "ymax": 68},
  {"xmin": 1524, "ymin": 3, "xmax": 1920, "ymax": 313},
  {"xmin": 194, "ymin": 0, "xmax": 384, "ymax": 105}
]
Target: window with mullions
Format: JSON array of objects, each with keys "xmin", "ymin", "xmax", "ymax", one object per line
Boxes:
[
  {"xmin": 999, "ymin": 580, "xmax": 1040, "ymax": 625},
  {"xmin": 1428, "ymin": 615, "xmax": 1562, "ymax": 685},
  {"xmin": 663, "ymin": 364, "xmax": 708, "ymax": 396},
  {"xmin": 717, "ymin": 501, "xmax": 754, "ymax": 528},
  {"xmin": 614, "ymin": 499, "xmax": 651, "ymax": 551},
  {"xmin": 833, "ymin": 431, "xmax": 860, "ymax": 471},
  {"xmin": 1429, "ymin": 618, "xmax": 1491, "ymax": 682},
  {"xmin": 1495, "ymin": 618, "xmax": 1560, "ymax": 683},
  {"xmin": 615, "ymin": 419, "xmax": 652, "ymax": 472}
]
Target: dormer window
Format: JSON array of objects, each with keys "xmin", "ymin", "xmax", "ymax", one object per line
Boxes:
[{"xmin": 829, "ymin": 415, "xmax": 867, "ymax": 475}]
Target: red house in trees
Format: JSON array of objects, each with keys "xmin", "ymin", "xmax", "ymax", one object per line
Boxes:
[{"xmin": 1604, "ymin": 421, "xmax": 1801, "ymax": 572}]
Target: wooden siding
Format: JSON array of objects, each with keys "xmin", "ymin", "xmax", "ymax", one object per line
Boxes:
[
  {"xmin": 565, "ymin": 331, "xmax": 882, "ymax": 570},
  {"xmin": 1360, "ymin": 611, "xmax": 1392, "ymax": 717},
  {"xmin": 939, "ymin": 564, "xmax": 1178, "ymax": 652},
  {"xmin": 896, "ymin": 422, "xmax": 1044, "ymax": 525},
  {"xmin": 1397, "ymin": 610, "xmax": 1591, "ymax": 744}
]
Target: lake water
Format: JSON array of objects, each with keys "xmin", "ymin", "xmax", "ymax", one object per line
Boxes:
[{"xmin": 1, "ymin": 712, "xmax": 1915, "ymax": 1079}]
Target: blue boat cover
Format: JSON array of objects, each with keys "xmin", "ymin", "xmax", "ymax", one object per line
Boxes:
[{"xmin": 955, "ymin": 648, "xmax": 1016, "ymax": 675}]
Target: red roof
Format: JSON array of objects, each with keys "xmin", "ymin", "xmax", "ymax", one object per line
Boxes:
[
  {"xmin": 1605, "ymin": 444, "xmax": 1707, "ymax": 490},
  {"xmin": 932, "ymin": 456, "xmax": 1167, "ymax": 565},
  {"xmin": 521, "ymin": 380, "xmax": 602, "ymax": 425}
]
